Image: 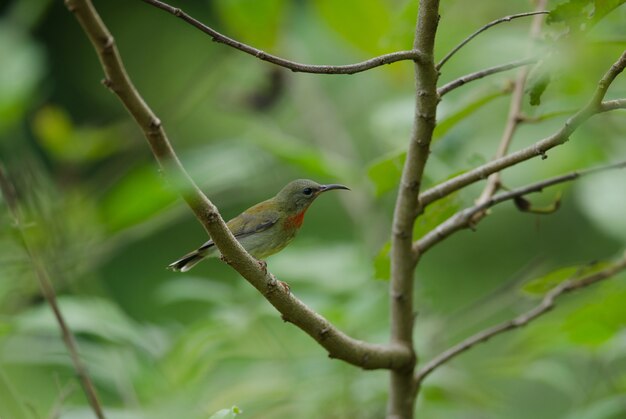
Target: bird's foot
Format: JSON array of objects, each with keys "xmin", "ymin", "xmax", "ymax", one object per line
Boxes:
[{"xmin": 219, "ymin": 254, "xmax": 230, "ymax": 264}]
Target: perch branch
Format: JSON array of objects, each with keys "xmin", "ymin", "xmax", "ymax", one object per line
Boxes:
[
  {"xmin": 64, "ymin": 0, "xmax": 412, "ymax": 371},
  {"xmin": 0, "ymin": 165, "xmax": 106, "ymax": 419},
  {"xmin": 414, "ymin": 252, "xmax": 626, "ymax": 386},
  {"xmin": 139, "ymin": 0, "xmax": 425, "ymax": 74},
  {"xmin": 436, "ymin": 10, "xmax": 549, "ymax": 70},
  {"xmin": 437, "ymin": 57, "xmax": 536, "ymax": 97},
  {"xmin": 414, "ymin": 160, "xmax": 626, "ymax": 254},
  {"xmin": 419, "ymin": 50, "xmax": 626, "ymax": 211}
]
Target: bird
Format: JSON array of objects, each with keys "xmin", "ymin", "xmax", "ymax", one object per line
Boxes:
[{"xmin": 168, "ymin": 179, "xmax": 350, "ymax": 272}]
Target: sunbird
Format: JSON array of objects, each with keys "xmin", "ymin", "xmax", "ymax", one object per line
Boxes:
[{"xmin": 168, "ymin": 179, "xmax": 349, "ymax": 272}]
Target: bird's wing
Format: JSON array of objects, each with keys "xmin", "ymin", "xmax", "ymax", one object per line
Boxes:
[{"xmin": 197, "ymin": 202, "xmax": 280, "ymax": 251}]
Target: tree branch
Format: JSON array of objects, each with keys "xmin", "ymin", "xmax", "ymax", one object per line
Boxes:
[
  {"xmin": 436, "ymin": 10, "xmax": 549, "ymax": 70},
  {"xmin": 0, "ymin": 165, "xmax": 106, "ymax": 419},
  {"xmin": 437, "ymin": 57, "xmax": 536, "ymax": 97},
  {"xmin": 414, "ymin": 160, "xmax": 626, "ymax": 254},
  {"xmin": 600, "ymin": 98, "xmax": 626, "ymax": 111},
  {"xmin": 64, "ymin": 0, "xmax": 412, "ymax": 371},
  {"xmin": 139, "ymin": 0, "xmax": 425, "ymax": 74},
  {"xmin": 388, "ymin": 0, "xmax": 440, "ymax": 416},
  {"xmin": 474, "ymin": 1, "xmax": 548, "ymax": 210},
  {"xmin": 419, "ymin": 50, "xmax": 626, "ymax": 210},
  {"xmin": 414, "ymin": 252, "xmax": 626, "ymax": 386}
]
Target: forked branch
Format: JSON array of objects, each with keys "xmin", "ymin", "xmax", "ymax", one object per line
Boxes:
[
  {"xmin": 414, "ymin": 160, "xmax": 626, "ymax": 255},
  {"xmin": 414, "ymin": 252, "xmax": 626, "ymax": 387},
  {"xmin": 475, "ymin": 0, "xmax": 548, "ymax": 207},
  {"xmin": 436, "ymin": 10, "xmax": 549, "ymax": 70},
  {"xmin": 139, "ymin": 0, "xmax": 425, "ymax": 74},
  {"xmin": 437, "ymin": 57, "xmax": 536, "ymax": 97},
  {"xmin": 64, "ymin": 0, "xmax": 412, "ymax": 371},
  {"xmin": 419, "ymin": 50, "xmax": 626, "ymax": 210}
]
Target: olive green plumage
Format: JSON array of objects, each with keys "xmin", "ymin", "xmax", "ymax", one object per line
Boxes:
[{"xmin": 168, "ymin": 179, "xmax": 349, "ymax": 272}]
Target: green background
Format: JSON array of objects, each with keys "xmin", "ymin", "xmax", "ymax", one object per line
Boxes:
[{"xmin": 1, "ymin": 0, "xmax": 625, "ymax": 418}]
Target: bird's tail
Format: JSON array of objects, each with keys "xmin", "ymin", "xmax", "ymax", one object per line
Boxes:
[{"xmin": 167, "ymin": 250, "xmax": 206, "ymax": 272}]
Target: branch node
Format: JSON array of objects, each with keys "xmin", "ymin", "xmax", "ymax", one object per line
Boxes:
[
  {"xmin": 149, "ymin": 117, "xmax": 162, "ymax": 130},
  {"xmin": 392, "ymin": 291, "xmax": 405, "ymax": 302},
  {"xmin": 100, "ymin": 35, "xmax": 114, "ymax": 53},
  {"xmin": 64, "ymin": 0, "xmax": 77, "ymax": 12},
  {"xmin": 392, "ymin": 228, "xmax": 411, "ymax": 240},
  {"xmin": 173, "ymin": 7, "xmax": 182, "ymax": 17},
  {"xmin": 100, "ymin": 78, "xmax": 114, "ymax": 90},
  {"xmin": 319, "ymin": 327, "xmax": 331, "ymax": 340}
]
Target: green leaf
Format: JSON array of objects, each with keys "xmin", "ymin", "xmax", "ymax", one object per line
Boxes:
[
  {"xmin": 209, "ymin": 406, "xmax": 243, "ymax": 419},
  {"xmin": 564, "ymin": 288, "xmax": 626, "ymax": 346},
  {"xmin": 548, "ymin": 0, "xmax": 592, "ymax": 26},
  {"xmin": 367, "ymin": 91, "xmax": 503, "ymax": 197},
  {"xmin": 100, "ymin": 164, "xmax": 177, "ymax": 232},
  {"xmin": 313, "ymin": 0, "xmax": 394, "ymax": 55},
  {"xmin": 367, "ymin": 151, "xmax": 406, "ymax": 197},
  {"xmin": 522, "ymin": 262, "xmax": 612, "ymax": 296},
  {"xmin": 32, "ymin": 105, "xmax": 122, "ymax": 163},
  {"xmin": 593, "ymin": 0, "xmax": 626, "ymax": 25},
  {"xmin": 252, "ymin": 127, "xmax": 351, "ymax": 179},
  {"xmin": 413, "ymin": 192, "xmax": 460, "ymax": 240},
  {"xmin": 373, "ymin": 241, "xmax": 391, "ymax": 281},
  {"xmin": 528, "ymin": 72, "xmax": 551, "ymax": 106},
  {"xmin": 0, "ymin": 24, "xmax": 45, "ymax": 133},
  {"xmin": 548, "ymin": 0, "xmax": 626, "ymax": 32},
  {"xmin": 14, "ymin": 296, "xmax": 166, "ymax": 355},
  {"xmin": 214, "ymin": 0, "xmax": 287, "ymax": 49},
  {"xmin": 434, "ymin": 89, "xmax": 506, "ymax": 140}
]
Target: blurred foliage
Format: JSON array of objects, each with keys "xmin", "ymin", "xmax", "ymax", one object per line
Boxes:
[{"xmin": 0, "ymin": 0, "xmax": 625, "ymax": 418}]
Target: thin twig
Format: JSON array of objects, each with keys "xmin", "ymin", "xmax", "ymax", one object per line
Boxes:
[
  {"xmin": 64, "ymin": 0, "xmax": 412, "ymax": 371},
  {"xmin": 474, "ymin": 1, "xmax": 548, "ymax": 210},
  {"xmin": 414, "ymin": 252, "xmax": 626, "ymax": 386},
  {"xmin": 418, "ymin": 50, "xmax": 626, "ymax": 210},
  {"xmin": 414, "ymin": 160, "xmax": 626, "ymax": 254},
  {"xmin": 437, "ymin": 57, "xmax": 536, "ymax": 97},
  {"xmin": 0, "ymin": 165, "xmax": 106, "ymax": 419},
  {"xmin": 600, "ymin": 98, "xmax": 626, "ymax": 112},
  {"xmin": 436, "ymin": 10, "xmax": 549, "ymax": 70},
  {"xmin": 139, "ymin": 0, "xmax": 425, "ymax": 74}
]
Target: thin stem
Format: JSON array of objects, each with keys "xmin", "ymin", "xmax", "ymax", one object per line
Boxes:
[
  {"xmin": 419, "ymin": 50, "xmax": 626, "ymax": 210},
  {"xmin": 0, "ymin": 165, "xmax": 106, "ymax": 419},
  {"xmin": 436, "ymin": 10, "xmax": 549, "ymax": 70},
  {"xmin": 437, "ymin": 57, "xmax": 536, "ymax": 97},
  {"xmin": 475, "ymin": 1, "xmax": 548, "ymax": 207},
  {"xmin": 414, "ymin": 252, "xmax": 626, "ymax": 386},
  {"xmin": 600, "ymin": 98, "xmax": 626, "ymax": 111},
  {"xmin": 63, "ymin": 0, "xmax": 412, "ymax": 371},
  {"xmin": 414, "ymin": 160, "xmax": 626, "ymax": 254},
  {"xmin": 139, "ymin": 0, "xmax": 425, "ymax": 74},
  {"xmin": 388, "ymin": 0, "xmax": 440, "ymax": 417}
]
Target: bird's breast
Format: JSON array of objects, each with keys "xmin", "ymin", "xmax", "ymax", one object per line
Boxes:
[{"xmin": 284, "ymin": 210, "xmax": 306, "ymax": 230}]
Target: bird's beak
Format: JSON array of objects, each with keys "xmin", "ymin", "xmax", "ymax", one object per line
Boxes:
[{"xmin": 319, "ymin": 184, "xmax": 350, "ymax": 193}]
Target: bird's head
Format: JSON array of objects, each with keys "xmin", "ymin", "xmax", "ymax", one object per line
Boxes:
[{"xmin": 275, "ymin": 179, "xmax": 350, "ymax": 213}]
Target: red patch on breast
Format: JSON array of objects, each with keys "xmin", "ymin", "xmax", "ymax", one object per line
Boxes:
[{"xmin": 285, "ymin": 210, "xmax": 306, "ymax": 229}]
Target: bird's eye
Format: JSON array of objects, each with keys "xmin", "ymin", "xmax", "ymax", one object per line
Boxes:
[{"xmin": 303, "ymin": 187, "xmax": 313, "ymax": 196}]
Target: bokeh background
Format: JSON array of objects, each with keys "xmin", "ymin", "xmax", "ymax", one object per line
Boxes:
[{"xmin": 1, "ymin": 0, "xmax": 626, "ymax": 418}]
